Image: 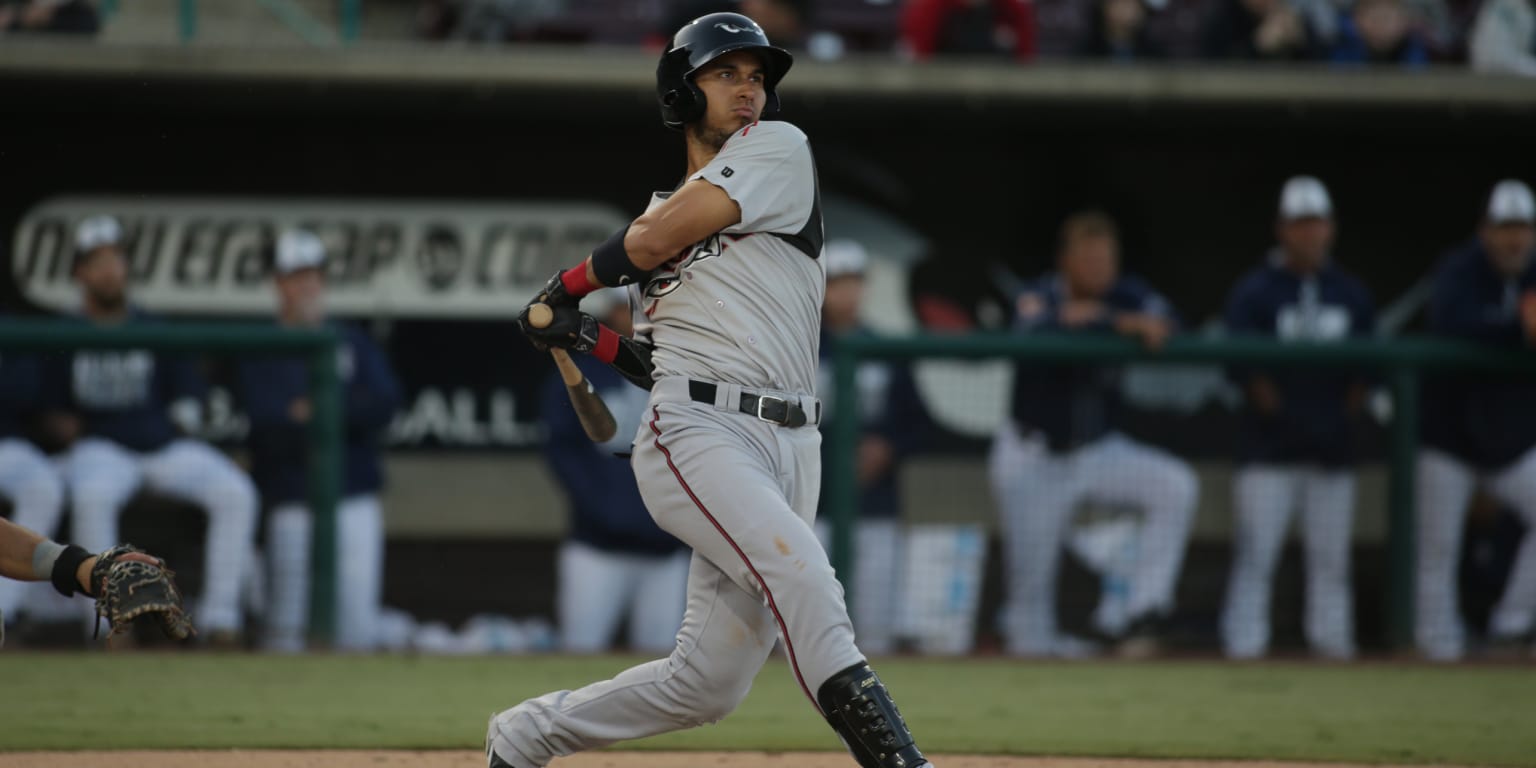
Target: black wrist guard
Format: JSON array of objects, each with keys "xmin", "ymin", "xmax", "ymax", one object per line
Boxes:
[
  {"xmin": 51, "ymin": 544, "xmax": 93, "ymax": 598},
  {"xmin": 611, "ymin": 337, "xmax": 656, "ymax": 391},
  {"xmin": 590, "ymin": 225, "xmax": 652, "ymax": 287}
]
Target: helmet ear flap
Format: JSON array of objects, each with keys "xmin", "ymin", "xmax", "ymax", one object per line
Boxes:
[
  {"xmin": 658, "ymin": 47, "xmax": 703, "ymax": 131},
  {"xmin": 667, "ymin": 84, "xmax": 704, "ymax": 126},
  {"xmin": 762, "ymin": 89, "xmax": 781, "ymax": 119}
]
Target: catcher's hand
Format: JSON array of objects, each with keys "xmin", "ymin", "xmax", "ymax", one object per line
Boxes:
[{"xmin": 90, "ymin": 544, "xmax": 195, "ymax": 641}]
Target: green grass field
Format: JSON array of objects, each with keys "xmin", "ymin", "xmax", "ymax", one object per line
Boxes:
[{"xmin": 2, "ymin": 655, "xmax": 1533, "ymax": 765}]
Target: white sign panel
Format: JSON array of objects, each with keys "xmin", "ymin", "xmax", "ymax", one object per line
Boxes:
[{"xmin": 11, "ymin": 196, "xmax": 630, "ymax": 317}]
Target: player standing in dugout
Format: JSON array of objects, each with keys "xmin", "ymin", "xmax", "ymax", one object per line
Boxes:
[{"xmin": 492, "ymin": 12, "xmax": 935, "ymax": 768}]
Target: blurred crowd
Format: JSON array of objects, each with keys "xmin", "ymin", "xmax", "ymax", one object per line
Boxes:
[
  {"xmin": 0, "ymin": 189, "xmax": 1532, "ymax": 661},
  {"xmin": 2, "ymin": 0, "xmax": 1533, "ymax": 76},
  {"xmin": 0, "ymin": 221, "xmax": 402, "ymax": 652},
  {"xmin": 417, "ymin": 0, "xmax": 1536, "ymax": 73},
  {"xmin": 825, "ymin": 176, "xmax": 1536, "ymax": 661}
]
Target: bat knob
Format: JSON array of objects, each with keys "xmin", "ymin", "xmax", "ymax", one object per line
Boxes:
[{"xmin": 528, "ymin": 303, "xmax": 554, "ymax": 329}]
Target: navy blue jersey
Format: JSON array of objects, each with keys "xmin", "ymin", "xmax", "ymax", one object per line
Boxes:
[
  {"xmin": 542, "ymin": 357, "xmax": 683, "ymax": 557},
  {"xmin": 238, "ymin": 322, "xmax": 401, "ymax": 505},
  {"xmin": 0, "ymin": 340, "xmax": 47, "ymax": 440},
  {"xmin": 1008, "ymin": 274, "xmax": 1176, "ymax": 452},
  {"xmin": 1422, "ymin": 241, "xmax": 1536, "ymax": 469},
  {"xmin": 40, "ymin": 310, "xmax": 205, "ymax": 452},
  {"xmin": 817, "ymin": 326, "xmax": 931, "ymax": 520},
  {"xmin": 1224, "ymin": 256, "xmax": 1376, "ymax": 467}
]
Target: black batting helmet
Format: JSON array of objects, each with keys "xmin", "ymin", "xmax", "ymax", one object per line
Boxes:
[{"xmin": 656, "ymin": 12, "xmax": 794, "ymax": 131}]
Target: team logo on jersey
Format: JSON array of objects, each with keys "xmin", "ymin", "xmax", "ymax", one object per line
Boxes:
[
  {"xmin": 1277, "ymin": 304, "xmax": 1350, "ymax": 340},
  {"xmin": 642, "ymin": 235, "xmax": 724, "ymax": 300},
  {"xmin": 72, "ymin": 351, "xmax": 155, "ymax": 408}
]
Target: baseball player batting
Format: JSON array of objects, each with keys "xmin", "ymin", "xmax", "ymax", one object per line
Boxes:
[{"xmin": 494, "ymin": 12, "xmax": 933, "ymax": 768}]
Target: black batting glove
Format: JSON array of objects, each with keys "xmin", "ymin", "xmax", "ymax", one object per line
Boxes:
[
  {"xmin": 518, "ymin": 303, "xmax": 600, "ymax": 353},
  {"xmin": 533, "ymin": 270, "xmax": 580, "ymax": 309}
]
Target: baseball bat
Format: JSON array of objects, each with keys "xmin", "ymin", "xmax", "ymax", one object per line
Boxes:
[{"xmin": 528, "ymin": 303, "xmax": 619, "ymax": 443}]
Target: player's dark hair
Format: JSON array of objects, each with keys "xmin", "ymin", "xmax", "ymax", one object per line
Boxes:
[{"xmin": 1059, "ymin": 210, "xmax": 1120, "ymax": 251}]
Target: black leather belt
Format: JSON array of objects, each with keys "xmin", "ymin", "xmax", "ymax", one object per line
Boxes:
[{"xmin": 688, "ymin": 380, "xmax": 816, "ymax": 428}]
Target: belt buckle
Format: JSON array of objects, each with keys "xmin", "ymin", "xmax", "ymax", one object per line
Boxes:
[{"xmin": 755, "ymin": 394, "xmax": 790, "ymax": 425}]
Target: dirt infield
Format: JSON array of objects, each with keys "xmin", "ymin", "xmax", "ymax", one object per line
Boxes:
[{"xmin": 0, "ymin": 753, "xmax": 1445, "ymax": 768}]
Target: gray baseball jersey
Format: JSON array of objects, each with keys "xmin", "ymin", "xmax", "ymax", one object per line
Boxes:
[
  {"xmin": 488, "ymin": 120, "xmax": 870, "ymax": 768},
  {"xmin": 633, "ymin": 120, "xmax": 826, "ymax": 395}
]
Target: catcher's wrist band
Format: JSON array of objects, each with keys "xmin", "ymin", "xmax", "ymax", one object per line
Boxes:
[
  {"xmin": 48, "ymin": 544, "xmax": 92, "ymax": 598},
  {"xmin": 590, "ymin": 224, "xmax": 651, "ymax": 287}
]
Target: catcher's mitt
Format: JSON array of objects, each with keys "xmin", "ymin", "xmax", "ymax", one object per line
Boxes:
[{"xmin": 90, "ymin": 544, "xmax": 196, "ymax": 641}]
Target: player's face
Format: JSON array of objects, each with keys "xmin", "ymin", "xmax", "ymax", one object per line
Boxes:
[
  {"xmin": 1061, "ymin": 235, "xmax": 1119, "ymax": 298},
  {"xmin": 823, "ymin": 274, "xmax": 865, "ymax": 329},
  {"xmin": 74, "ymin": 246, "xmax": 128, "ymax": 309},
  {"xmin": 1278, "ymin": 216, "xmax": 1334, "ymax": 268},
  {"xmin": 276, "ymin": 268, "xmax": 326, "ymax": 326},
  {"xmin": 1483, "ymin": 222, "xmax": 1535, "ymax": 276},
  {"xmin": 694, "ymin": 51, "xmax": 769, "ymax": 141}
]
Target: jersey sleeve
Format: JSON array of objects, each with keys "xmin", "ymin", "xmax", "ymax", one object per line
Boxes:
[{"xmin": 690, "ymin": 121, "xmax": 815, "ymax": 236}]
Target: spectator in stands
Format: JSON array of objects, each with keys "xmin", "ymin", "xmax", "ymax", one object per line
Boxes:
[
  {"xmin": 415, "ymin": 0, "xmax": 564, "ymax": 43},
  {"xmin": 1200, "ymin": 0, "xmax": 1324, "ymax": 60},
  {"xmin": 1331, "ymin": 0, "xmax": 1429, "ymax": 66},
  {"xmin": 1400, "ymin": 0, "xmax": 1455, "ymax": 58},
  {"xmin": 1416, "ymin": 180, "xmax": 1536, "ymax": 660},
  {"xmin": 743, "ymin": 0, "xmax": 811, "ymax": 49},
  {"xmin": 541, "ymin": 288, "xmax": 688, "ymax": 654},
  {"xmin": 0, "ymin": 339, "xmax": 65, "ymax": 635},
  {"xmin": 1469, "ymin": 0, "xmax": 1536, "ymax": 76},
  {"xmin": 901, "ymin": 0, "xmax": 1037, "ymax": 61},
  {"xmin": 0, "ymin": 0, "xmax": 99, "ymax": 35},
  {"xmin": 655, "ymin": 0, "xmax": 738, "ymax": 45},
  {"xmin": 1220, "ymin": 177, "xmax": 1376, "ymax": 660},
  {"xmin": 653, "ymin": 0, "xmax": 841, "ymax": 57},
  {"xmin": 814, "ymin": 240, "xmax": 932, "ymax": 655},
  {"xmin": 1076, "ymin": 0, "xmax": 1165, "ymax": 61},
  {"xmin": 238, "ymin": 230, "xmax": 402, "ymax": 653},
  {"xmin": 42, "ymin": 215, "xmax": 257, "ymax": 645},
  {"xmin": 989, "ymin": 211, "xmax": 1197, "ymax": 658}
]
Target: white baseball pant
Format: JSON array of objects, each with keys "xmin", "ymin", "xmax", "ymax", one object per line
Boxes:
[
  {"xmin": 489, "ymin": 381, "xmax": 864, "ymax": 768},
  {"xmin": 0, "ymin": 439, "xmax": 66, "ymax": 622},
  {"xmin": 815, "ymin": 517, "xmax": 904, "ymax": 655},
  {"xmin": 557, "ymin": 540, "xmax": 689, "ymax": 654},
  {"xmin": 1222, "ymin": 465, "xmax": 1356, "ymax": 659},
  {"xmin": 64, "ymin": 438, "xmax": 257, "ymax": 634},
  {"xmin": 263, "ymin": 493, "xmax": 385, "ymax": 652},
  {"xmin": 989, "ymin": 426, "xmax": 1197, "ymax": 656},
  {"xmin": 1416, "ymin": 445, "xmax": 1536, "ymax": 660}
]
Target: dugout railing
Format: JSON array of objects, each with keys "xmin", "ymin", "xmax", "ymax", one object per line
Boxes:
[
  {"xmin": 0, "ymin": 320, "xmax": 344, "ymax": 643},
  {"xmin": 825, "ymin": 334, "xmax": 1536, "ymax": 649}
]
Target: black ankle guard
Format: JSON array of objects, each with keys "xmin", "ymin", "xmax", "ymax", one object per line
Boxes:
[{"xmin": 817, "ymin": 663, "xmax": 926, "ymax": 768}]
